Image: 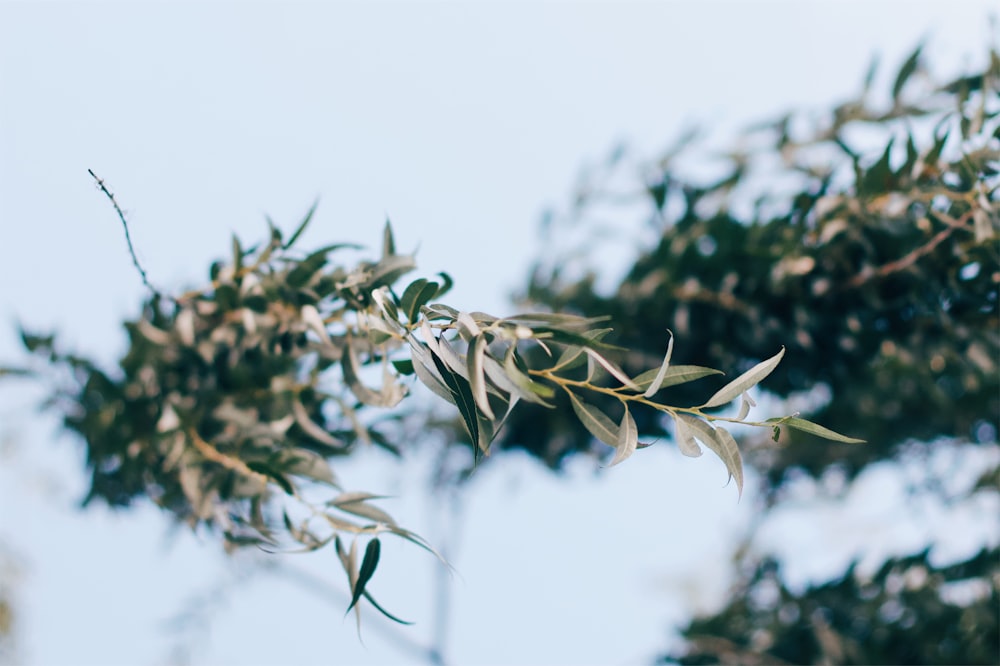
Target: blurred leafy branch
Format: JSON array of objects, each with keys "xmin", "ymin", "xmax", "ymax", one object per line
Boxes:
[{"xmin": 1, "ymin": 167, "xmax": 858, "ymax": 626}]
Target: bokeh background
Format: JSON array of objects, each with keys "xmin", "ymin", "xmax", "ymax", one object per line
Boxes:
[{"xmin": 1, "ymin": 3, "xmax": 997, "ymax": 665}]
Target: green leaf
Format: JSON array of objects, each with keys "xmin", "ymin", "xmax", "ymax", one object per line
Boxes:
[
  {"xmin": 701, "ymin": 348, "xmax": 785, "ymax": 409},
  {"xmin": 434, "ymin": 272, "xmax": 454, "ymax": 299},
  {"xmin": 231, "ymin": 233, "xmax": 243, "ymax": 275},
  {"xmin": 408, "ymin": 338, "xmax": 455, "ymax": 402},
  {"xmin": 330, "ymin": 492, "xmax": 398, "ymax": 525},
  {"xmin": 382, "ymin": 218, "xmax": 396, "ymax": 257},
  {"xmin": 342, "ymin": 337, "xmax": 405, "ymax": 408},
  {"xmin": 672, "ymin": 414, "xmax": 702, "ymax": 457},
  {"xmin": 430, "ymin": 346, "xmax": 481, "ymax": 447},
  {"xmin": 284, "ymin": 199, "xmax": 319, "ymax": 249},
  {"xmin": 609, "ymin": 407, "xmax": 639, "ymax": 466},
  {"xmin": 400, "ymin": 278, "xmax": 439, "ymax": 323},
  {"xmin": 467, "ymin": 334, "xmax": 495, "ymax": 420},
  {"xmin": 245, "ymin": 461, "xmax": 295, "ymax": 495},
  {"xmin": 892, "ymin": 42, "xmax": 922, "ymax": 101},
  {"xmin": 345, "ymin": 537, "xmax": 381, "ymax": 613},
  {"xmin": 765, "ymin": 416, "xmax": 866, "ymax": 444},
  {"xmin": 568, "ymin": 391, "xmax": 619, "ymax": 448},
  {"xmin": 0, "ymin": 366, "xmax": 32, "ymax": 378},
  {"xmin": 643, "ymin": 331, "xmax": 674, "ymax": 397},
  {"xmin": 633, "ymin": 365, "xmax": 723, "ymax": 390},
  {"xmin": 677, "ymin": 415, "xmax": 744, "ymax": 497},
  {"xmin": 362, "ymin": 590, "xmax": 413, "ymax": 625},
  {"xmin": 583, "ymin": 348, "xmax": 640, "ymax": 390},
  {"xmin": 500, "ymin": 347, "xmax": 556, "ymax": 405},
  {"xmin": 391, "ymin": 358, "xmax": 415, "ymax": 375}
]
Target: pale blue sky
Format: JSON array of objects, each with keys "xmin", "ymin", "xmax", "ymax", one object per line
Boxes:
[{"xmin": 1, "ymin": 3, "xmax": 997, "ymax": 665}]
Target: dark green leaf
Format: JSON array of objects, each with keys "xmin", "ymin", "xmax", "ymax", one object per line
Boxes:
[
  {"xmin": 284, "ymin": 199, "xmax": 319, "ymax": 250},
  {"xmin": 892, "ymin": 43, "xmax": 922, "ymax": 101},
  {"xmin": 766, "ymin": 416, "xmax": 866, "ymax": 444}
]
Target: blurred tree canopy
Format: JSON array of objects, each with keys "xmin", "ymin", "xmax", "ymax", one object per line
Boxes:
[{"xmin": 496, "ymin": 44, "xmax": 998, "ymax": 665}]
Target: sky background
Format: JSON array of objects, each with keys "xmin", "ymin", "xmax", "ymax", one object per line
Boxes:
[{"xmin": 1, "ymin": 2, "xmax": 998, "ymax": 665}]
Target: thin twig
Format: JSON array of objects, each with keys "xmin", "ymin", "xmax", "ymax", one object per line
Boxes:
[
  {"xmin": 844, "ymin": 209, "xmax": 973, "ymax": 289},
  {"xmin": 87, "ymin": 169, "xmax": 164, "ymax": 299}
]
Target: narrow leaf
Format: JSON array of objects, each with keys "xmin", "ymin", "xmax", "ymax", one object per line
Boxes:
[
  {"xmin": 766, "ymin": 417, "xmax": 866, "ymax": 444},
  {"xmin": 609, "ymin": 407, "xmax": 639, "ymax": 466},
  {"xmin": 284, "ymin": 199, "xmax": 319, "ymax": 249},
  {"xmin": 362, "ymin": 591, "xmax": 414, "ymax": 625},
  {"xmin": 892, "ymin": 43, "xmax": 922, "ymax": 101},
  {"xmin": 467, "ymin": 334, "xmax": 495, "ymax": 420},
  {"xmin": 584, "ymin": 348, "xmax": 640, "ymax": 390},
  {"xmin": 643, "ymin": 331, "xmax": 674, "ymax": 397},
  {"xmin": 568, "ymin": 392, "xmax": 619, "ymax": 448},
  {"xmin": 382, "ymin": 218, "xmax": 395, "ymax": 257},
  {"xmin": 677, "ymin": 415, "xmax": 743, "ymax": 497},
  {"xmin": 501, "ymin": 348, "xmax": 556, "ymax": 405},
  {"xmin": 672, "ymin": 415, "xmax": 702, "ymax": 457},
  {"xmin": 701, "ymin": 348, "xmax": 785, "ymax": 408},
  {"xmin": 713, "ymin": 427, "xmax": 744, "ymax": 498},
  {"xmin": 633, "ymin": 365, "xmax": 723, "ymax": 390},
  {"xmin": 346, "ymin": 538, "xmax": 381, "ymax": 614},
  {"xmin": 430, "ymin": 347, "xmax": 480, "ymax": 446}
]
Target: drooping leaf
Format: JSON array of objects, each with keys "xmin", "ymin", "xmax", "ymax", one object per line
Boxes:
[
  {"xmin": 362, "ymin": 591, "xmax": 413, "ymax": 625},
  {"xmin": 643, "ymin": 331, "xmax": 674, "ymax": 397},
  {"xmin": 609, "ymin": 407, "xmax": 639, "ymax": 466},
  {"xmin": 672, "ymin": 414, "xmax": 702, "ymax": 457},
  {"xmin": 567, "ymin": 391, "xmax": 619, "ymax": 448},
  {"xmin": 342, "ymin": 337, "xmax": 405, "ymax": 408},
  {"xmin": 430, "ymin": 347, "xmax": 480, "ymax": 447},
  {"xmin": 467, "ymin": 334, "xmax": 495, "ymax": 420},
  {"xmin": 713, "ymin": 426, "xmax": 745, "ymax": 497},
  {"xmin": 765, "ymin": 416, "xmax": 866, "ymax": 444},
  {"xmin": 677, "ymin": 415, "xmax": 744, "ymax": 497},
  {"xmin": 701, "ymin": 348, "xmax": 785, "ymax": 408}
]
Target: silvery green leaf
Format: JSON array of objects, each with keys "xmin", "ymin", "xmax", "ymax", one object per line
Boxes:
[
  {"xmin": 584, "ymin": 348, "xmax": 640, "ymax": 390},
  {"xmin": 713, "ymin": 427, "xmax": 745, "ymax": 498},
  {"xmin": 292, "ymin": 397, "xmax": 348, "ymax": 449},
  {"xmin": 501, "ymin": 347, "xmax": 556, "ymax": 405},
  {"xmin": 456, "ymin": 312, "xmax": 483, "ymax": 341},
  {"xmin": 421, "ymin": 303, "xmax": 460, "ymax": 322},
  {"xmin": 672, "ymin": 415, "xmax": 702, "ymax": 457},
  {"xmin": 568, "ymin": 392, "xmax": 619, "ymax": 448},
  {"xmin": 677, "ymin": 414, "xmax": 744, "ymax": 497},
  {"xmin": 736, "ymin": 393, "xmax": 752, "ymax": 421},
  {"xmin": 408, "ymin": 339, "xmax": 454, "ymax": 402},
  {"xmin": 430, "ymin": 348, "xmax": 481, "ymax": 448},
  {"xmin": 633, "ymin": 365, "xmax": 724, "ymax": 390},
  {"xmin": 467, "ymin": 334, "xmax": 495, "ymax": 420},
  {"xmin": 609, "ymin": 407, "xmax": 639, "ymax": 466},
  {"xmin": 342, "ymin": 337, "xmax": 405, "ymax": 407},
  {"xmin": 765, "ymin": 416, "xmax": 866, "ymax": 444},
  {"xmin": 643, "ymin": 331, "xmax": 674, "ymax": 397},
  {"xmin": 437, "ymin": 335, "xmax": 470, "ymax": 380},
  {"xmin": 701, "ymin": 347, "xmax": 785, "ymax": 408}
]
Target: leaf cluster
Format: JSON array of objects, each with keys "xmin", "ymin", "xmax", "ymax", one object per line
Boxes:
[
  {"xmin": 503, "ymin": 44, "xmax": 1000, "ymax": 484},
  {"xmin": 5, "ymin": 187, "xmax": 858, "ymax": 623}
]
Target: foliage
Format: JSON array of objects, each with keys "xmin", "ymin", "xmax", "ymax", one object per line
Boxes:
[
  {"xmin": 663, "ymin": 547, "xmax": 999, "ymax": 666},
  {"xmin": 498, "ymin": 42, "xmax": 999, "ymax": 665},
  {"xmin": 499, "ymin": 45, "xmax": 999, "ymax": 486},
  {"xmin": 3, "ymin": 176, "xmax": 855, "ymax": 626}
]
